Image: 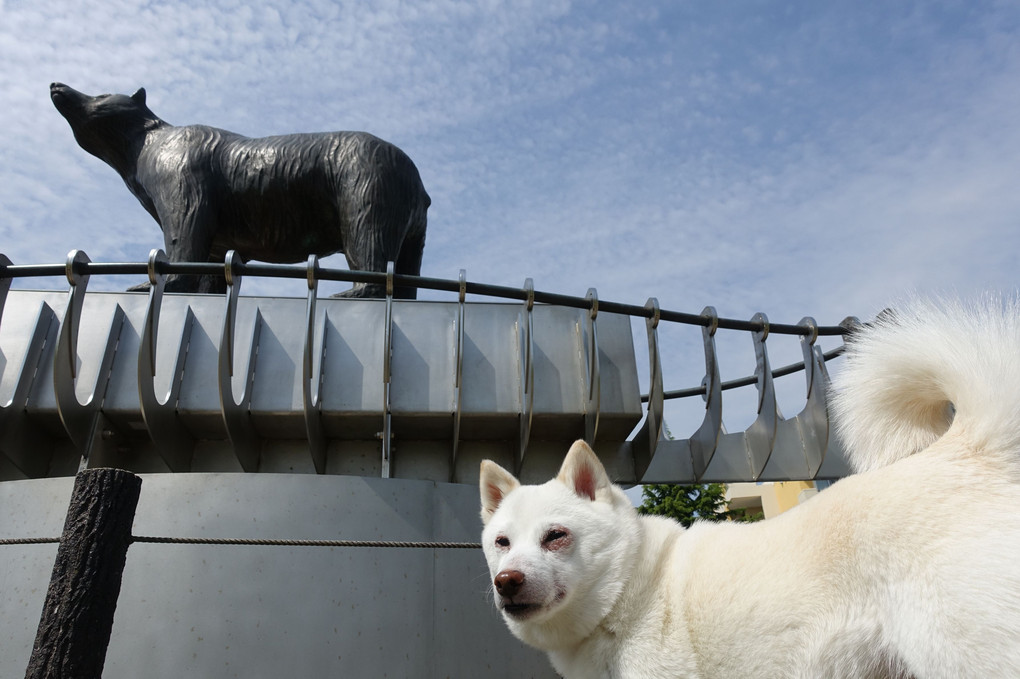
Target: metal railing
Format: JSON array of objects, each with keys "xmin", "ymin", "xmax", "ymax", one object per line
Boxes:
[{"xmin": 1, "ymin": 249, "xmax": 856, "ymax": 484}]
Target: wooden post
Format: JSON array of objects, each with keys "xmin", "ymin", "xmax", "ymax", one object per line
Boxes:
[{"xmin": 25, "ymin": 468, "xmax": 142, "ymax": 679}]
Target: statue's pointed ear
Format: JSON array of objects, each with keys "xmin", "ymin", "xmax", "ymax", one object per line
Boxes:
[
  {"xmin": 480, "ymin": 460, "xmax": 520, "ymax": 525},
  {"xmin": 556, "ymin": 440, "xmax": 611, "ymax": 501},
  {"xmin": 131, "ymin": 88, "xmax": 146, "ymax": 105}
]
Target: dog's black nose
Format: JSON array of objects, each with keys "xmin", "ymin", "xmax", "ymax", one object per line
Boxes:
[{"xmin": 495, "ymin": 569, "xmax": 525, "ymax": 598}]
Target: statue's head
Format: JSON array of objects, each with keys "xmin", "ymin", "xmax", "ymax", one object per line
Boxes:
[{"xmin": 50, "ymin": 82, "xmax": 162, "ymax": 170}]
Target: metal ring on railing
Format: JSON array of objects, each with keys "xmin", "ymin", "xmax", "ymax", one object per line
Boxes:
[
  {"xmin": 62, "ymin": 250, "xmax": 90, "ymax": 377},
  {"xmin": 800, "ymin": 315, "xmax": 819, "ymax": 346},
  {"xmin": 755, "ymin": 310, "xmax": 769, "ymax": 341},
  {"xmin": 306, "ymin": 254, "xmax": 318, "ymax": 290},
  {"xmin": 701, "ymin": 304, "xmax": 718, "ymax": 337}
]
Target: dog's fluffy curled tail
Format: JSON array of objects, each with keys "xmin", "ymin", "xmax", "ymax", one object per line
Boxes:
[{"xmin": 831, "ymin": 295, "xmax": 1020, "ymax": 473}]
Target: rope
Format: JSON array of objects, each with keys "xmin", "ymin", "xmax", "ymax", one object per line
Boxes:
[
  {"xmin": 0, "ymin": 535, "xmax": 480, "ymax": 549},
  {"xmin": 131, "ymin": 535, "xmax": 481, "ymax": 549},
  {"xmin": 0, "ymin": 537, "xmax": 60, "ymax": 545}
]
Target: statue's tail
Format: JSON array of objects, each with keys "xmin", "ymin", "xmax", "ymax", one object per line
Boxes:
[{"xmin": 831, "ymin": 295, "xmax": 1020, "ymax": 474}]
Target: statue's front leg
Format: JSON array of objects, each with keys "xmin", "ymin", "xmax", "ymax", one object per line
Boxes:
[{"xmin": 162, "ymin": 207, "xmax": 223, "ymax": 294}]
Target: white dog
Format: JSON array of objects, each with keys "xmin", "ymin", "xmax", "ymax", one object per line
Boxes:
[{"xmin": 480, "ymin": 297, "xmax": 1020, "ymax": 678}]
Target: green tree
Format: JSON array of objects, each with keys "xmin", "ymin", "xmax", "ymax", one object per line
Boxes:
[{"xmin": 638, "ymin": 483, "xmax": 762, "ymax": 527}]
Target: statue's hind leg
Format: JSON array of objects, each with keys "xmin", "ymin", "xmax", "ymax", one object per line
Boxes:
[
  {"xmin": 392, "ymin": 229, "xmax": 424, "ymax": 300},
  {"xmin": 331, "ymin": 205, "xmax": 404, "ymax": 299}
]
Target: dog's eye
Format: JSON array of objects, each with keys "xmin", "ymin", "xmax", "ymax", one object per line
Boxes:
[
  {"xmin": 495, "ymin": 536, "xmax": 510, "ymax": 548},
  {"xmin": 543, "ymin": 529, "xmax": 567, "ymax": 544}
]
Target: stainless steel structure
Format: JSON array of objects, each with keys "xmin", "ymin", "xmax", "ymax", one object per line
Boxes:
[{"xmin": 0, "ymin": 251, "xmax": 851, "ymax": 484}]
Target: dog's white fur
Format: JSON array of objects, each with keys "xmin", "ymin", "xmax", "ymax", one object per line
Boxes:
[{"xmin": 480, "ymin": 297, "xmax": 1020, "ymax": 678}]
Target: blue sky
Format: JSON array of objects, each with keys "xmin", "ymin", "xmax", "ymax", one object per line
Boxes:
[{"xmin": 1, "ymin": 0, "xmax": 1018, "ymax": 434}]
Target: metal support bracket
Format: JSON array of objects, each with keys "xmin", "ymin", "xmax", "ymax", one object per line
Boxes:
[
  {"xmin": 0, "ymin": 253, "xmax": 11, "ymax": 333},
  {"xmin": 380, "ymin": 261, "xmax": 395, "ymax": 478},
  {"xmin": 744, "ymin": 312, "xmax": 779, "ymax": 479},
  {"xmin": 795, "ymin": 317, "xmax": 829, "ymax": 478},
  {"xmin": 811, "ymin": 316, "xmax": 861, "ymax": 478},
  {"xmin": 690, "ymin": 306, "xmax": 722, "ymax": 480},
  {"xmin": 630, "ymin": 298, "xmax": 662, "ymax": 480},
  {"xmin": 516, "ymin": 278, "xmax": 535, "ymax": 474},
  {"xmin": 584, "ymin": 288, "xmax": 601, "ymax": 445},
  {"xmin": 766, "ymin": 317, "xmax": 832, "ymax": 480},
  {"xmin": 53, "ymin": 250, "xmax": 126, "ymax": 463},
  {"xmin": 303, "ymin": 255, "xmax": 328, "ymax": 474},
  {"xmin": 138, "ymin": 249, "xmax": 196, "ymax": 471},
  {"xmin": 450, "ymin": 269, "xmax": 466, "ymax": 482},
  {"xmin": 217, "ymin": 250, "xmax": 262, "ymax": 471}
]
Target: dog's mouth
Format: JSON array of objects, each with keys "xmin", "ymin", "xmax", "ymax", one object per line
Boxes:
[
  {"xmin": 501, "ymin": 602, "xmax": 541, "ymax": 620},
  {"xmin": 501, "ymin": 589, "xmax": 566, "ymax": 620}
]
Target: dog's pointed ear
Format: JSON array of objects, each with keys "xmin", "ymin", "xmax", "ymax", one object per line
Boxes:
[
  {"xmin": 557, "ymin": 440, "xmax": 611, "ymax": 501},
  {"xmin": 480, "ymin": 460, "xmax": 520, "ymax": 525},
  {"xmin": 131, "ymin": 87, "xmax": 146, "ymax": 105}
]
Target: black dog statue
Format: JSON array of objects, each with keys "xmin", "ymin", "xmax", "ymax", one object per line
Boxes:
[{"xmin": 51, "ymin": 82, "xmax": 430, "ymax": 297}]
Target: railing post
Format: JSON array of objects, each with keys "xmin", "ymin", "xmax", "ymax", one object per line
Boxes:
[{"xmin": 25, "ymin": 468, "xmax": 141, "ymax": 679}]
